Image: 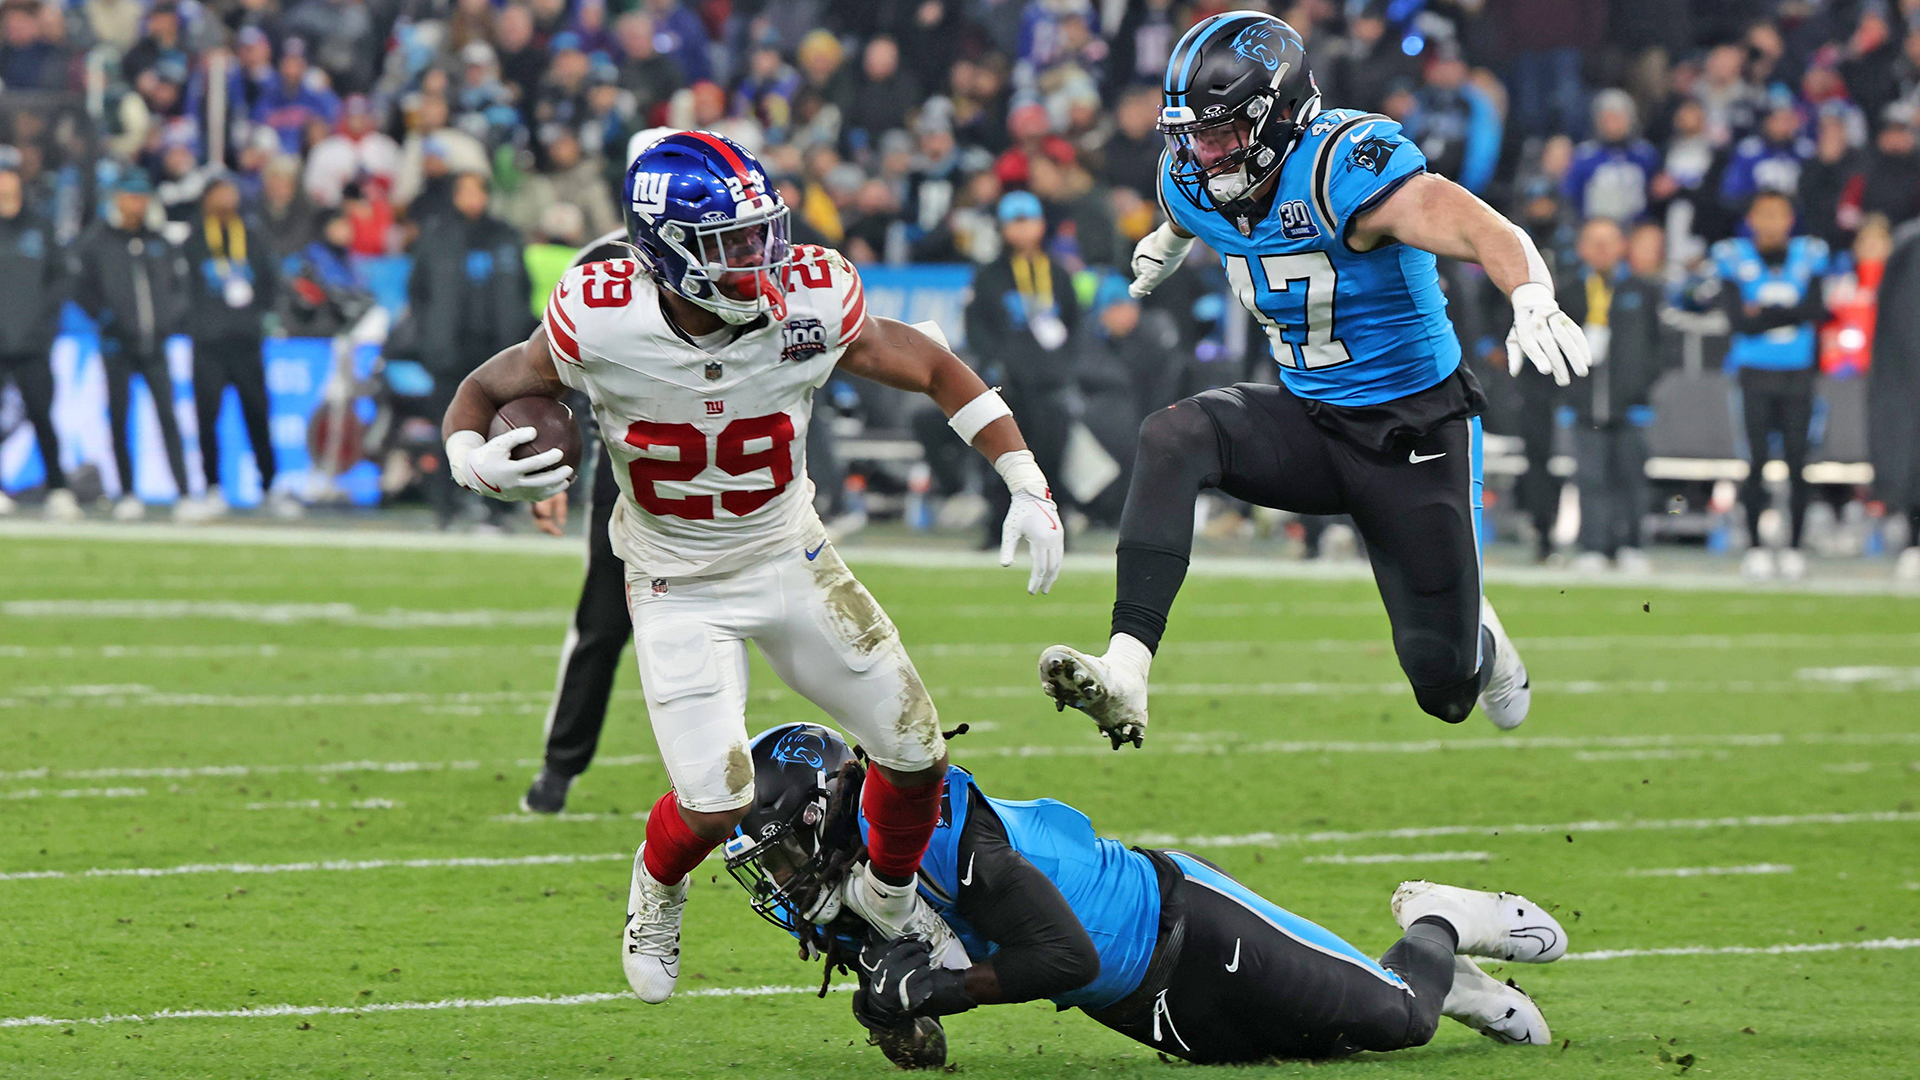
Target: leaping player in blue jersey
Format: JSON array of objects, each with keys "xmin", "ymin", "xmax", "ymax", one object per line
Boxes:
[{"xmin": 1038, "ymin": 11, "xmax": 1592, "ymax": 748}]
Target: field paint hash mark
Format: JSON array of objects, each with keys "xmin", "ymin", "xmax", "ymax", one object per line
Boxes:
[
  {"xmin": 1302, "ymin": 851, "xmax": 1490, "ymax": 865},
  {"xmin": 0, "ymin": 599, "xmax": 568, "ymax": 628},
  {"xmin": 7, "ymin": 811, "xmax": 1914, "ymax": 882},
  {"xmin": 1625, "ymin": 863, "xmax": 1796, "ymax": 877},
  {"xmin": 9, "ymin": 731, "xmax": 1918, "ymax": 784},
  {"xmin": 2, "ymin": 787, "xmax": 146, "ymax": 800},
  {"xmin": 1131, "ymin": 810, "xmax": 1920, "ymax": 849},
  {"xmin": 8, "ymin": 939, "xmax": 1919, "ymax": 1030},
  {"xmin": 244, "ymin": 799, "xmax": 402, "ymax": 811}
]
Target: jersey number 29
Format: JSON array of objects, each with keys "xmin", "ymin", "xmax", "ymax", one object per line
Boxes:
[
  {"xmin": 1224, "ymin": 251, "xmax": 1354, "ymax": 370},
  {"xmin": 624, "ymin": 415, "xmax": 795, "ymax": 519}
]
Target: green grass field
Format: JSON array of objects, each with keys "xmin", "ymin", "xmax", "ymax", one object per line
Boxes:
[{"xmin": 2, "ymin": 528, "xmax": 1916, "ymax": 1079}]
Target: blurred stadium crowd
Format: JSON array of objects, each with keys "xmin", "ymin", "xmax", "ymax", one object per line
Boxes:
[{"xmin": 3, "ymin": 0, "xmax": 1920, "ymax": 577}]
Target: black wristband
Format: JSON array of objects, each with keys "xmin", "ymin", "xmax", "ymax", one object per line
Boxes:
[{"xmin": 920, "ymin": 967, "xmax": 978, "ymax": 1017}]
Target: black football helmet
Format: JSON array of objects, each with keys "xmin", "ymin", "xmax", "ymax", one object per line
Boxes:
[
  {"xmin": 1160, "ymin": 10, "xmax": 1319, "ymax": 217},
  {"xmin": 723, "ymin": 724, "xmax": 864, "ymax": 933}
]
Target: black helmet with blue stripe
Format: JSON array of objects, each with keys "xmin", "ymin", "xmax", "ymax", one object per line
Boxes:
[
  {"xmin": 1160, "ymin": 11, "xmax": 1318, "ymax": 217},
  {"xmin": 723, "ymin": 724, "xmax": 862, "ymax": 933}
]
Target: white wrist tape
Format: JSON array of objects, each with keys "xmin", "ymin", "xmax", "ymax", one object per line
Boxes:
[
  {"xmin": 948, "ymin": 389, "xmax": 1013, "ymax": 446},
  {"xmin": 445, "ymin": 429, "xmax": 484, "ymax": 487},
  {"xmin": 993, "ymin": 449, "xmax": 1050, "ymax": 498},
  {"xmin": 1508, "ymin": 222, "xmax": 1553, "ymax": 289}
]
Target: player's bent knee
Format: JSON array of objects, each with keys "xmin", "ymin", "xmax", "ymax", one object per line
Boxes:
[
  {"xmin": 1398, "ymin": 629, "xmax": 1479, "ymax": 723},
  {"xmin": 1135, "ymin": 400, "xmax": 1216, "ymax": 463},
  {"xmin": 1412, "ymin": 677, "xmax": 1479, "ymax": 724}
]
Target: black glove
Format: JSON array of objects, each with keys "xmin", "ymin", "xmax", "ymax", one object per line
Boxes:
[{"xmin": 852, "ymin": 936, "xmax": 974, "ymax": 1029}]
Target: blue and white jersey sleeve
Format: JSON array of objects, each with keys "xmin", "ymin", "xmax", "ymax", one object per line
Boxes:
[{"xmin": 1307, "ymin": 112, "xmax": 1428, "ymax": 246}]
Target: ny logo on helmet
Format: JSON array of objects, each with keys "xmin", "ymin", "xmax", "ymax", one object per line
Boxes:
[
  {"xmin": 632, "ymin": 172, "xmax": 671, "ymax": 219},
  {"xmin": 1230, "ymin": 24, "xmax": 1280, "ymax": 71}
]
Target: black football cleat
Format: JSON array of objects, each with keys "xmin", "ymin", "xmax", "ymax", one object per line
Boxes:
[
  {"xmin": 520, "ymin": 768, "xmax": 574, "ymax": 814},
  {"xmin": 869, "ymin": 1016, "xmax": 947, "ymax": 1069}
]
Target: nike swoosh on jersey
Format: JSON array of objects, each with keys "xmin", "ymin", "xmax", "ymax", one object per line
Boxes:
[
  {"xmin": 805, "ymin": 540, "xmax": 826, "ymax": 560},
  {"xmin": 1408, "ymin": 450, "xmax": 1447, "ymax": 463},
  {"xmin": 1225, "ymin": 938, "xmax": 1241, "ymax": 972},
  {"xmin": 1348, "ymin": 122, "xmax": 1378, "ymax": 143},
  {"xmin": 960, "ymin": 853, "xmax": 975, "ymax": 886}
]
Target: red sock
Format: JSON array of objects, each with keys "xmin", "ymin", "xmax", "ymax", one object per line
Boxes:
[
  {"xmin": 642, "ymin": 791, "xmax": 717, "ymax": 886},
  {"xmin": 861, "ymin": 768, "xmax": 944, "ymax": 882}
]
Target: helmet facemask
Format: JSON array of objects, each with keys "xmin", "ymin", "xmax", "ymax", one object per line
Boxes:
[
  {"xmin": 1163, "ymin": 72, "xmax": 1320, "ymax": 216},
  {"xmin": 723, "ymin": 758, "xmax": 865, "ymax": 933},
  {"xmin": 653, "ymin": 194, "xmax": 793, "ymax": 325}
]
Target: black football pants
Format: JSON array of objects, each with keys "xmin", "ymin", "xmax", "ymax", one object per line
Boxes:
[
  {"xmin": 1737, "ymin": 367, "xmax": 1815, "ymax": 550},
  {"xmin": 0, "ymin": 350, "xmax": 66, "ymax": 490},
  {"xmin": 193, "ymin": 335, "xmax": 276, "ymax": 492},
  {"xmin": 1110, "ymin": 382, "xmax": 1492, "ymax": 723}
]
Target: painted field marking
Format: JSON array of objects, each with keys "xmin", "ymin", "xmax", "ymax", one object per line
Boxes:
[
  {"xmin": 1625, "ymin": 863, "xmax": 1796, "ymax": 877},
  {"xmin": 5, "ymin": 938, "xmax": 1917, "ymax": 1030},
  {"xmin": 244, "ymin": 799, "xmax": 401, "ymax": 811},
  {"xmin": 0, "ymin": 852, "xmax": 631, "ymax": 882},
  {"xmin": 8, "ymin": 732, "xmax": 1917, "ymax": 784},
  {"xmin": 1303, "ymin": 851, "xmax": 1490, "ymax": 865},
  {"xmin": 2, "ymin": 787, "xmax": 146, "ymax": 801}
]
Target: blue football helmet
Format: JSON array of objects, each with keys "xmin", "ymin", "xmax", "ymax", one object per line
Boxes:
[
  {"xmin": 1160, "ymin": 11, "xmax": 1317, "ymax": 216},
  {"xmin": 623, "ymin": 131, "xmax": 792, "ymax": 324}
]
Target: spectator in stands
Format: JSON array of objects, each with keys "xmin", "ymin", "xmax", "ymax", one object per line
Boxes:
[
  {"xmin": 1719, "ymin": 93, "xmax": 1815, "ymax": 218},
  {"xmin": 393, "ymin": 93, "xmax": 488, "ymax": 213},
  {"xmin": 1564, "ymin": 218, "xmax": 1669, "ymax": 573},
  {"xmin": 180, "ymin": 175, "xmax": 282, "ymax": 520},
  {"xmin": 1401, "ymin": 40, "xmax": 1502, "ymax": 195},
  {"xmin": 1799, "ymin": 104, "xmax": 1865, "ymax": 250},
  {"xmin": 253, "ymin": 38, "xmax": 339, "ymax": 155},
  {"xmin": 303, "ymin": 95, "xmax": 399, "ymax": 208},
  {"xmin": 1, "ymin": 0, "xmax": 66, "ymax": 90},
  {"xmin": 734, "ymin": 32, "xmax": 800, "ymax": 141},
  {"xmin": 1565, "ymin": 89, "xmax": 1660, "ymax": 221},
  {"xmin": 406, "ymin": 170, "xmax": 530, "ymax": 530},
  {"xmin": 1858, "ymin": 103, "xmax": 1920, "ymax": 225},
  {"xmin": 82, "ymin": 0, "xmax": 142, "ymax": 55},
  {"xmin": 843, "ymin": 35, "xmax": 920, "ymax": 158},
  {"xmin": 1029, "ymin": 150, "xmax": 1117, "ymax": 271},
  {"xmin": 119, "ymin": 0, "xmax": 183, "ymax": 86},
  {"xmin": 1498, "ymin": 0, "xmax": 1605, "ymax": 139},
  {"xmin": 1870, "ymin": 216, "xmax": 1920, "ymax": 581},
  {"xmin": 1073, "ymin": 274, "xmax": 1185, "ymax": 526},
  {"xmin": 0, "ymin": 164, "xmax": 77, "ymax": 519},
  {"xmin": 1102, "ymin": 85, "xmax": 1161, "ymax": 202},
  {"xmin": 1326, "ymin": 4, "xmax": 1421, "ymax": 115},
  {"xmin": 499, "ymin": 124, "xmax": 618, "ymax": 239},
  {"xmin": 642, "ymin": 0, "xmax": 710, "ymax": 85},
  {"xmin": 1705, "ymin": 191, "xmax": 1829, "ymax": 580},
  {"xmin": 280, "ymin": 209, "xmax": 373, "ymax": 337},
  {"xmin": 1821, "ymin": 214, "xmax": 1890, "ymax": 378},
  {"xmin": 284, "ymin": 0, "xmax": 378, "ymax": 97},
  {"xmin": 1693, "ymin": 41, "xmax": 1761, "ymax": 147},
  {"xmin": 491, "ymin": 4, "xmax": 544, "ymax": 111},
  {"xmin": 615, "ymin": 13, "xmax": 682, "ymax": 125},
  {"xmin": 70, "ymin": 170, "xmax": 193, "ymax": 520},
  {"xmin": 965, "ymin": 190, "xmax": 1077, "ymax": 548},
  {"xmin": 1648, "ymin": 97, "xmax": 1718, "ymax": 258}
]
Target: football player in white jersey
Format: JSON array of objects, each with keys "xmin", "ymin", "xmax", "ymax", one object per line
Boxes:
[{"xmin": 438, "ymin": 132, "xmax": 1063, "ymax": 1003}]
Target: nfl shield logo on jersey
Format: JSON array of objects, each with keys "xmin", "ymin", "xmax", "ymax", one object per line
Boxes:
[
  {"xmin": 781, "ymin": 317, "xmax": 827, "ymax": 363},
  {"xmin": 651, "ymin": 578, "xmax": 670, "ymax": 596}
]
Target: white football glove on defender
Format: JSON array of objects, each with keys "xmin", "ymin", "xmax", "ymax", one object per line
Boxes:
[
  {"xmin": 995, "ymin": 450, "xmax": 1062, "ymax": 594},
  {"xmin": 1128, "ymin": 222, "xmax": 1194, "ymax": 298},
  {"xmin": 446, "ymin": 427, "xmax": 574, "ymax": 503},
  {"xmin": 1505, "ymin": 282, "xmax": 1591, "ymax": 387}
]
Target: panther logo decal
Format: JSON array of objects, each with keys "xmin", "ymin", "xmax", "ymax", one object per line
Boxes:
[
  {"xmin": 770, "ymin": 728, "xmax": 828, "ymax": 769},
  {"xmin": 1229, "ymin": 24, "xmax": 1280, "ymax": 71},
  {"xmin": 1347, "ymin": 134, "xmax": 1398, "ymax": 175}
]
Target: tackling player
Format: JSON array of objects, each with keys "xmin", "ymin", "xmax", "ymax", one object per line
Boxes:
[
  {"xmin": 726, "ymin": 723, "xmax": 1567, "ymax": 1067},
  {"xmin": 1038, "ymin": 12, "xmax": 1592, "ymax": 747},
  {"xmin": 438, "ymin": 132, "xmax": 1064, "ymax": 1003}
]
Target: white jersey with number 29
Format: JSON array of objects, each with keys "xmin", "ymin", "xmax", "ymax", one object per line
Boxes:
[{"xmin": 542, "ymin": 244, "xmax": 870, "ymax": 579}]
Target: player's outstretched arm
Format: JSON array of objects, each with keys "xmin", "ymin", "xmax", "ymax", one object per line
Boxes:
[
  {"xmin": 838, "ymin": 317, "xmax": 1063, "ymax": 594},
  {"xmin": 1351, "ymin": 172, "xmax": 1592, "ymax": 386},
  {"xmin": 438, "ymin": 326, "xmax": 577, "ymax": 503}
]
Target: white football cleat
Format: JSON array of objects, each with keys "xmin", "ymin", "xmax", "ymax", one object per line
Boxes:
[
  {"xmin": 1741, "ymin": 547, "xmax": 1776, "ymax": 581},
  {"xmin": 1777, "ymin": 548, "xmax": 1807, "ymax": 581},
  {"xmin": 1897, "ymin": 546, "xmax": 1920, "ymax": 583},
  {"xmin": 622, "ymin": 844, "xmax": 686, "ymax": 1003},
  {"xmin": 1442, "ymin": 955, "xmax": 1551, "ymax": 1045},
  {"xmin": 1392, "ymin": 880, "xmax": 1566, "ymax": 963},
  {"xmin": 1038, "ymin": 634, "xmax": 1152, "ymax": 749},
  {"xmin": 842, "ymin": 862, "xmax": 969, "ymax": 969},
  {"xmin": 175, "ymin": 491, "xmax": 229, "ymax": 523},
  {"xmin": 44, "ymin": 488, "xmax": 83, "ymax": 522},
  {"xmin": 112, "ymin": 495, "xmax": 145, "ymax": 521},
  {"xmin": 1475, "ymin": 598, "xmax": 1530, "ymax": 731}
]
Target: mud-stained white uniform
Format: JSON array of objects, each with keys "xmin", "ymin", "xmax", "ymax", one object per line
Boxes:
[{"xmin": 542, "ymin": 247, "xmax": 943, "ymax": 811}]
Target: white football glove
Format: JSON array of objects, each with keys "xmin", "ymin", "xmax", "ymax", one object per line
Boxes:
[
  {"xmin": 994, "ymin": 450, "xmax": 1062, "ymax": 594},
  {"xmin": 446, "ymin": 428, "xmax": 575, "ymax": 503},
  {"xmin": 1128, "ymin": 222, "xmax": 1194, "ymax": 298},
  {"xmin": 1505, "ymin": 282, "xmax": 1592, "ymax": 387}
]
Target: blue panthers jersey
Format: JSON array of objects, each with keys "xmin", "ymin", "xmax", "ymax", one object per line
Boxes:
[
  {"xmin": 858, "ymin": 766, "xmax": 1161, "ymax": 1011},
  {"xmin": 1161, "ymin": 108, "xmax": 1460, "ymax": 406},
  {"xmin": 1710, "ymin": 235, "xmax": 1828, "ymax": 372}
]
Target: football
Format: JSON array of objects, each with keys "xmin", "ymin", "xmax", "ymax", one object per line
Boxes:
[{"xmin": 489, "ymin": 396, "xmax": 583, "ymax": 474}]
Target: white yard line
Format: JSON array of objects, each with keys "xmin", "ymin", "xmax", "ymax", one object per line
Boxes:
[
  {"xmin": 6, "ymin": 519, "xmax": 1919, "ymax": 596},
  {"xmin": 244, "ymin": 799, "xmax": 401, "ymax": 811},
  {"xmin": 1625, "ymin": 864, "xmax": 1796, "ymax": 877},
  {"xmin": 6, "ymin": 810, "xmax": 1914, "ymax": 882},
  {"xmin": 1302, "ymin": 851, "xmax": 1490, "ymax": 865},
  {"xmin": 9, "ymin": 731, "xmax": 1917, "ymax": 784},
  {"xmin": 0, "ymin": 644, "xmax": 553, "ymax": 660},
  {"xmin": 1, "ymin": 787, "xmax": 146, "ymax": 800},
  {"xmin": 1132, "ymin": 810, "xmax": 1920, "ymax": 849},
  {"xmin": 0, "ymin": 600, "xmax": 565, "ymax": 628},
  {"xmin": 5, "ymin": 937, "xmax": 1917, "ymax": 1030}
]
